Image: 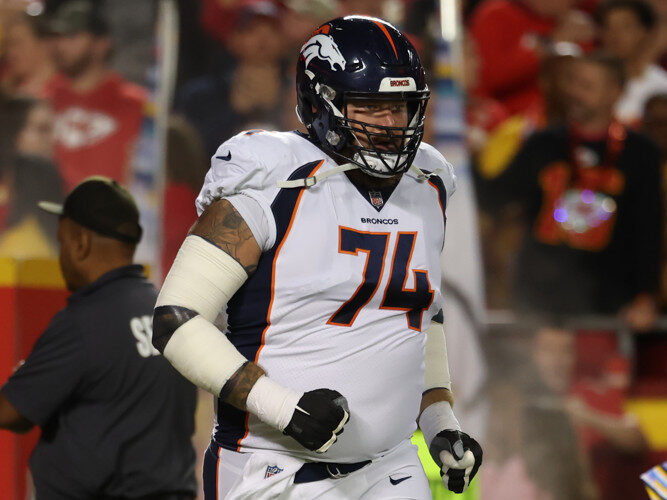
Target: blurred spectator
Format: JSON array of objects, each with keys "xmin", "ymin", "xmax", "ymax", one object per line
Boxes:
[
  {"xmin": 176, "ymin": 0, "xmax": 288, "ymax": 156},
  {"xmin": 282, "ymin": 0, "xmax": 339, "ymax": 52},
  {"xmin": 569, "ymin": 355, "xmax": 649, "ymax": 500},
  {"xmin": 402, "ymin": 0, "xmax": 436, "ymax": 63},
  {"xmin": 0, "ymin": 11, "xmax": 55, "ymax": 98},
  {"xmin": 524, "ymin": 326, "xmax": 596, "ymax": 500},
  {"xmin": 478, "ymin": 53, "xmax": 662, "ymax": 329},
  {"xmin": 338, "ymin": 0, "xmax": 385, "ymax": 18},
  {"xmin": 43, "ymin": 0, "xmax": 156, "ymax": 86},
  {"xmin": 175, "ymin": 0, "xmax": 253, "ymax": 92},
  {"xmin": 0, "ymin": 92, "xmax": 63, "ymax": 257},
  {"xmin": 474, "ymin": 46, "xmax": 580, "ymax": 309},
  {"xmin": 474, "ymin": 45, "xmax": 581, "ymax": 179},
  {"xmin": 644, "ymin": 0, "xmax": 667, "ymax": 70},
  {"xmin": 643, "ymin": 93, "xmax": 667, "ymax": 158},
  {"xmin": 100, "ymin": 0, "xmax": 155, "ymax": 86},
  {"xmin": 482, "ymin": 326, "xmax": 595, "ymax": 500},
  {"xmin": 162, "ymin": 115, "xmax": 208, "ymax": 277},
  {"xmin": 598, "ymin": 0, "xmax": 667, "ymax": 126},
  {"xmin": 198, "ymin": 0, "xmax": 246, "ymax": 47},
  {"xmin": 538, "ymin": 43, "xmax": 583, "ymax": 125},
  {"xmin": 45, "ymin": 0, "xmax": 147, "ymax": 190},
  {"xmin": 279, "ymin": 0, "xmax": 340, "ymax": 133},
  {"xmin": 464, "ymin": 32, "xmax": 518, "ymax": 310},
  {"xmin": 469, "ymin": 0, "xmax": 596, "ymax": 116},
  {"xmin": 464, "ymin": 35, "xmax": 511, "ymax": 157},
  {"xmin": 642, "ymin": 94, "xmax": 667, "ymax": 308},
  {"xmin": 482, "ymin": 381, "xmax": 547, "ymax": 500}
]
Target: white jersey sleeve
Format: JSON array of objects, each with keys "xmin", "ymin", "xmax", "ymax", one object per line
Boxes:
[
  {"xmin": 225, "ymin": 194, "xmax": 273, "ymax": 253},
  {"xmin": 196, "ymin": 134, "xmax": 278, "ymax": 251}
]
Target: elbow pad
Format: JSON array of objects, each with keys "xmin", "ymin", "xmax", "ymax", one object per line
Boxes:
[{"xmin": 152, "ymin": 305, "xmax": 197, "ymax": 353}]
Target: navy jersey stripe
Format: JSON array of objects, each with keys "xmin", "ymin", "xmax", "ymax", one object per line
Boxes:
[
  {"xmin": 202, "ymin": 441, "xmax": 221, "ymax": 499},
  {"xmin": 424, "ymin": 172, "xmax": 447, "ymax": 222},
  {"xmin": 425, "ymin": 172, "xmax": 447, "ymax": 248},
  {"xmin": 214, "ymin": 159, "xmax": 324, "ymax": 451}
]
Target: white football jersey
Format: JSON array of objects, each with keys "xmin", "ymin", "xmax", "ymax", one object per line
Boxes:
[{"xmin": 196, "ymin": 130, "xmax": 456, "ymax": 463}]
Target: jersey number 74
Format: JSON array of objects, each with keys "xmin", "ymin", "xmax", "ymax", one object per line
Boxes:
[{"xmin": 327, "ymin": 227, "xmax": 434, "ymax": 331}]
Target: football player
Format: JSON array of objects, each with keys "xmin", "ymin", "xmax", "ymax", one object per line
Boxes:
[{"xmin": 153, "ymin": 16, "xmax": 482, "ymax": 499}]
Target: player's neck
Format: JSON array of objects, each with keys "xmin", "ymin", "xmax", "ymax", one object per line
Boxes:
[
  {"xmin": 569, "ymin": 113, "xmax": 613, "ymax": 138},
  {"xmin": 69, "ymin": 64, "xmax": 109, "ymax": 93},
  {"xmin": 624, "ymin": 54, "xmax": 649, "ymax": 80},
  {"xmin": 345, "ymin": 168, "xmax": 401, "ymax": 190}
]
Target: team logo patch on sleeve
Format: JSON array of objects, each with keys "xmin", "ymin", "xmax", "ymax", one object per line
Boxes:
[{"xmin": 265, "ymin": 465, "xmax": 284, "ymax": 479}]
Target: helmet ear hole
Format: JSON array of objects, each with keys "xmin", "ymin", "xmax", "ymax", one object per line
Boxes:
[{"xmin": 325, "ymin": 130, "xmax": 341, "ymax": 146}]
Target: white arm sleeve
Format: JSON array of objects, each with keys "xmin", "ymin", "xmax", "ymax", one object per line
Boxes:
[
  {"xmin": 420, "ymin": 319, "xmax": 460, "ymax": 444},
  {"xmin": 155, "ymin": 235, "xmax": 249, "ymax": 395},
  {"xmin": 155, "ymin": 236, "xmax": 303, "ymax": 427},
  {"xmin": 424, "ymin": 318, "xmax": 452, "ymax": 392}
]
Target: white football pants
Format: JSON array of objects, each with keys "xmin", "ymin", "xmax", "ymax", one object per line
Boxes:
[{"xmin": 203, "ymin": 438, "xmax": 432, "ymax": 499}]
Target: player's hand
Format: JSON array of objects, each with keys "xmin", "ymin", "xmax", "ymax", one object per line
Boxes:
[
  {"xmin": 283, "ymin": 389, "xmax": 349, "ymax": 453},
  {"xmin": 429, "ymin": 430, "xmax": 483, "ymax": 493}
]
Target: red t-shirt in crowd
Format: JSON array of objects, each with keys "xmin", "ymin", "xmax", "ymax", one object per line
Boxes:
[
  {"xmin": 469, "ymin": 0, "xmax": 555, "ymax": 115},
  {"xmin": 46, "ymin": 73, "xmax": 147, "ymax": 190},
  {"xmin": 199, "ymin": 0, "xmax": 240, "ymax": 45},
  {"xmin": 572, "ymin": 376, "xmax": 650, "ymax": 500},
  {"xmin": 161, "ymin": 181, "xmax": 198, "ymax": 279}
]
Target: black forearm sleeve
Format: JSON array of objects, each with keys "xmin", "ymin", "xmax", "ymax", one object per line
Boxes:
[{"xmin": 152, "ymin": 305, "xmax": 198, "ymax": 353}]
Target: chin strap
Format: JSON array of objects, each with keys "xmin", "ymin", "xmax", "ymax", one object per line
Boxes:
[
  {"xmin": 276, "ymin": 162, "xmax": 443, "ymax": 189},
  {"xmin": 409, "ymin": 164, "xmax": 442, "ymax": 180},
  {"xmin": 277, "ymin": 163, "xmax": 359, "ymax": 188}
]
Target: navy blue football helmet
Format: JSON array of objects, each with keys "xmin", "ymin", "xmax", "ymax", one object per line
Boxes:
[{"xmin": 296, "ymin": 16, "xmax": 430, "ymax": 178}]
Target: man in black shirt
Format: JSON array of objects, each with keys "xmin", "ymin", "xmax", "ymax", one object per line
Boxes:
[
  {"xmin": 0, "ymin": 177, "xmax": 197, "ymax": 499},
  {"xmin": 480, "ymin": 52, "xmax": 662, "ymax": 326}
]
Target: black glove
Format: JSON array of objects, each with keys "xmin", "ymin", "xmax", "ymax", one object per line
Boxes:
[
  {"xmin": 283, "ymin": 389, "xmax": 349, "ymax": 453},
  {"xmin": 429, "ymin": 429, "xmax": 483, "ymax": 493}
]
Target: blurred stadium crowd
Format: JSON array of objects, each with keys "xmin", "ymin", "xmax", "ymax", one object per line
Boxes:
[{"xmin": 1, "ymin": 0, "xmax": 666, "ymax": 498}]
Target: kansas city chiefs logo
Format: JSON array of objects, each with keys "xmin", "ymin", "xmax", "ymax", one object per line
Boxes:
[
  {"xmin": 54, "ymin": 106, "xmax": 118, "ymax": 149},
  {"xmin": 301, "ymin": 25, "xmax": 346, "ymax": 71}
]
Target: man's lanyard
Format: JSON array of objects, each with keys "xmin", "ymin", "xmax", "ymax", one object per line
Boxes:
[{"xmin": 567, "ymin": 120, "xmax": 627, "ymax": 174}]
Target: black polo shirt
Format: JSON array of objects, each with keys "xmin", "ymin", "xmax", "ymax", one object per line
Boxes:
[{"xmin": 1, "ymin": 265, "xmax": 197, "ymax": 499}]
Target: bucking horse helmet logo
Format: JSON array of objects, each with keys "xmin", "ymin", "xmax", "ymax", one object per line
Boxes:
[{"xmin": 300, "ymin": 25, "xmax": 346, "ymax": 72}]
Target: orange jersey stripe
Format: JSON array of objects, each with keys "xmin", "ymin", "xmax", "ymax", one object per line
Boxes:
[
  {"xmin": 373, "ymin": 20, "xmax": 398, "ymax": 60},
  {"xmin": 215, "ymin": 446, "xmax": 222, "ymax": 500},
  {"xmin": 235, "ymin": 159, "xmax": 325, "ymax": 451},
  {"xmin": 427, "ymin": 178, "xmax": 445, "ymax": 218}
]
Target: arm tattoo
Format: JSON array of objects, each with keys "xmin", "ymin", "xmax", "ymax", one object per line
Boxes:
[
  {"xmin": 219, "ymin": 362, "xmax": 266, "ymax": 410},
  {"xmin": 190, "ymin": 199, "xmax": 261, "ymax": 275}
]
